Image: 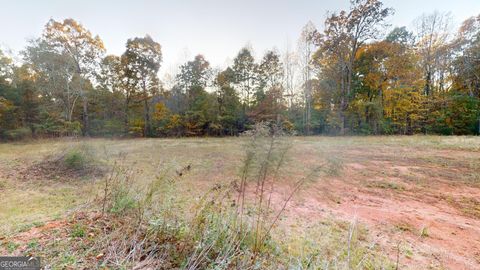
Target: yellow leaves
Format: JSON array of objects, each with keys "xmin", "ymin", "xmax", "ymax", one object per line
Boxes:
[
  {"xmin": 43, "ymin": 18, "xmax": 106, "ymax": 63},
  {"xmin": 0, "ymin": 97, "xmax": 14, "ymax": 119},
  {"xmin": 94, "ymin": 35, "xmax": 106, "ymax": 50},
  {"xmin": 446, "ymin": 117, "xmax": 453, "ymax": 125},
  {"xmin": 153, "ymin": 102, "xmax": 169, "ymax": 121},
  {"xmin": 282, "ymin": 119, "xmax": 295, "ymax": 131},
  {"xmin": 166, "ymin": 114, "xmax": 182, "ymax": 130},
  {"xmin": 128, "ymin": 119, "xmax": 144, "ymax": 136},
  {"xmin": 355, "ymin": 45, "xmax": 369, "ymax": 60},
  {"xmin": 14, "ymin": 64, "xmax": 37, "ymax": 82},
  {"xmin": 364, "ymin": 72, "xmax": 382, "ymax": 89},
  {"xmin": 355, "ymin": 41, "xmax": 426, "ymax": 128},
  {"xmin": 383, "ymin": 87, "xmax": 424, "ymax": 124},
  {"xmin": 313, "ymin": 97, "xmax": 326, "ymax": 110}
]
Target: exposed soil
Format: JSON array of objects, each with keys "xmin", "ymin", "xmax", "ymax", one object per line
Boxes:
[
  {"xmin": 1, "ymin": 138, "xmax": 479, "ymax": 269},
  {"xmin": 24, "ymin": 158, "xmax": 105, "ymax": 181},
  {"xmin": 271, "ymin": 146, "xmax": 480, "ymax": 270},
  {"xmin": 6, "ymin": 154, "xmax": 106, "ymax": 183}
]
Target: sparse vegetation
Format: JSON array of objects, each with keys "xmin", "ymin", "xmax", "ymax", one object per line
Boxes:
[
  {"xmin": 420, "ymin": 227, "xmax": 429, "ymax": 238},
  {"xmin": 6, "ymin": 242, "xmax": 19, "ymax": 253},
  {"xmin": 70, "ymin": 223, "xmax": 86, "ymax": 238},
  {"xmin": 78, "ymin": 124, "xmax": 379, "ymax": 269},
  {"xmin": 0, "ymin": 136, "xmax": 479, "ymax": 269},
  {"xmin": 394, "ymin": 222, "xmax": 415, "ymax": 232},
  {"xmin": 367, "ymin": 180, "xmax": 405, "ymax": 191},
  {"xmin": 325, "ymin": 156, "xmax": 344, "ymax": 176}
]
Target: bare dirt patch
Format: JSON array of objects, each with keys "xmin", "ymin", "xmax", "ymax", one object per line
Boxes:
[
  {"xmin": 11, "ymin": 145, "xmax": 106, "ymax": 182},
  {"xmin": 1, "ymin": 137, "xmax": 480, "ymax": 269},
  {"xmin": 20, "ymin": 156, "xmax": 105, "ymax": 181},
  {"xmin": 273, "ymin": 143, "xmax": 480, "ymax": 270}
]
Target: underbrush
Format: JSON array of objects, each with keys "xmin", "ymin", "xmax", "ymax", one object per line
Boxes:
[{"xmin": 4, "ymin": 124, "xmax": 393, "ymax": 269}]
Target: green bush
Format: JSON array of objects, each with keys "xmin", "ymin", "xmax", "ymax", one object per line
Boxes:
[
  {"xmin": 64, "ymin": 151, "xmax": 86, "ymax": 169},
  {"xmin": 63, "ymin": 145, "xmax": 94, "ymax": 170},
  {"xmin": 90, "ymin": 119, "xmax": 124, "ymax": 137},
  {"xmin": 4, "ymin": 127, "xmax": 32, "ymax": 141},
  {"xmin": 109, "ymin": 186, "xmax": 137, "ymax": 214},
  {"xmin": 70, "ymin": 223, "xmax": 86, "ymax": 238},
  {"xmin": 63, "ymin": 121, "xmax": 82, "ymax": 136},
  {"xmin": 34, "ymin": 113, "xmax": 82, "ymax": 137}
]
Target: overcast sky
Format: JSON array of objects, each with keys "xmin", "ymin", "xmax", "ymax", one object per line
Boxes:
[{"xmin": 1, "ymin": 0, "xmax": 479, "ymax": 75}]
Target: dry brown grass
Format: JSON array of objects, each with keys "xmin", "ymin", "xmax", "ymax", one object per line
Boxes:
[{"xmin": 0, "ymin": 135, "xmax": 479, "ymax": 269}]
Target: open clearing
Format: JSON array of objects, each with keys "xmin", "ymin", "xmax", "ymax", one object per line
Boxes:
[{"xmin": 0, "ymin": 136, "xmax": 479, "ymax": 269}]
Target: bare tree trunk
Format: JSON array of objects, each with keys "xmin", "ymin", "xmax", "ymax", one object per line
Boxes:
[
  {"xmin": 425, "ymin": 71, "xmax": 432, "ymax": 96},
  {"xmin": 340, "ymin": 64, "xmax": 347, "ymax": 135},
  {"xmin": 142, "ymin": 79, "xmax": 151, "ymax": 137},
  {"xmin": 124, "ymin": 98, "xmax": 129, "ymax": 135},
  {"xmin": 340, "ymin": 105, "xmax": 346, "ymax": 135},
  {"xmin": 144, "ymin": 98, "xmax": 151, "ymax": 137},
  {"xmin": 477, "ymin": 118, "xmax": 480, "ymax": 136},
  {"xmin": 82, "ymin": 96, "xmax": 89, "ymax": 136}
]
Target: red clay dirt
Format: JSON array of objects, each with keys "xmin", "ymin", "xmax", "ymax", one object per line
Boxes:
[
  {"xmin": 269, "ymin": 154, "xmax": 480, "ymax": 270},
  {"xmin": 2, "ymin": 140, "xmax": 479, "ymax": 269}
]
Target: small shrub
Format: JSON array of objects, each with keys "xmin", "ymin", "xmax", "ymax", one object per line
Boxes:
[
  {"xmin": 367, "ymin": 180, "xmax": 405, "ymax": 191},
  {"xmin": 70, "ymin": 223, "xmax": 86, "ymax": 238},
  {"xmin": 62, "ymin": 144, "xmax": 96, "ymax": 171},
  {"xmin": 109, "ymin": 186, "xmax": 137, "ymax": 214},
  {"xmin": 395, "ymin": 222, "xmax": 414, "ymax": 232},
  {"xmin": 420, "ymin": 226, "xmax": 429, "ymax": 238},
  {"xmin": 4, "ymin": 127, "xmax": 32, "ymax": 141},
  {"xmin": 325, "ymin": 156, "xmax": 344, "ymax": 176},
  {"xmin": 101, "ymin": 163, "xmax": 139, "ymax": 214},
  {"xmin": 59, "ymin": 253, "xmax": 78, "ymax": 268},
  {"xmin": 6, "ymin": 242, "xmax": 19, "ymax": 253},
  {"xmin": 64, "ymin": 150, "xmax": 87, "ymax": 169},
  {"xmin": 27, "ymin": 239, "xmax": 39, "ymax": 250}
]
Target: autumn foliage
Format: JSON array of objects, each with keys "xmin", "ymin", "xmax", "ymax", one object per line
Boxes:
[{"xmin": 0, "ymin": 2, "xmax": 479, "ymax": 139}]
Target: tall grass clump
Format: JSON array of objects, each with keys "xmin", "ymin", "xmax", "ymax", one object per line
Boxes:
[
  {"xmin": 236, "ymin": 123, "xmax": 321, "ymax": 257},
  {"xmin": 102, "ymin": 162, "xmax": 140, "ymax": 214},
  {"xmin": 81, "ymin": 123, "xmax": 310, "ymax": 269},
  {"xmin": 55, "ymin": 143, "xmax": 106, "ymax": 177},
  {"xmin": 63, "ymin": 144, "xmax": 96, "ymax": 170},
  {"xmin": 45, "ymin": 123, "xmax": 391, "ymax": 269}
]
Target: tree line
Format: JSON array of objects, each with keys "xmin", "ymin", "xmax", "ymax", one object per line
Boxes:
[{"xmin": 0, "ymin": 0, "xmax": 479, "ymax": 140}]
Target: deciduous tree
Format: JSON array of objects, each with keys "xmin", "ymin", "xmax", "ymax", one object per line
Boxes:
[
  {"xmin": 42, "ymin": 18, "xmax": 105, "ymax": 135},
  {"xmin": 122, "ymin": 35, "xmax": 162, "ymax": 137}
]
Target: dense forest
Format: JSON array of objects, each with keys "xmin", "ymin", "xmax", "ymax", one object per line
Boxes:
[{"xmin": 0, "ymin": 0, "xmax": 479, "ymax": 140}]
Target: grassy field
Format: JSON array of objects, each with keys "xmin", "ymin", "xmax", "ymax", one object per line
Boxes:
[{"xmin": 0, "ymin": 136, "xmax": 479, "ymax": 269}]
